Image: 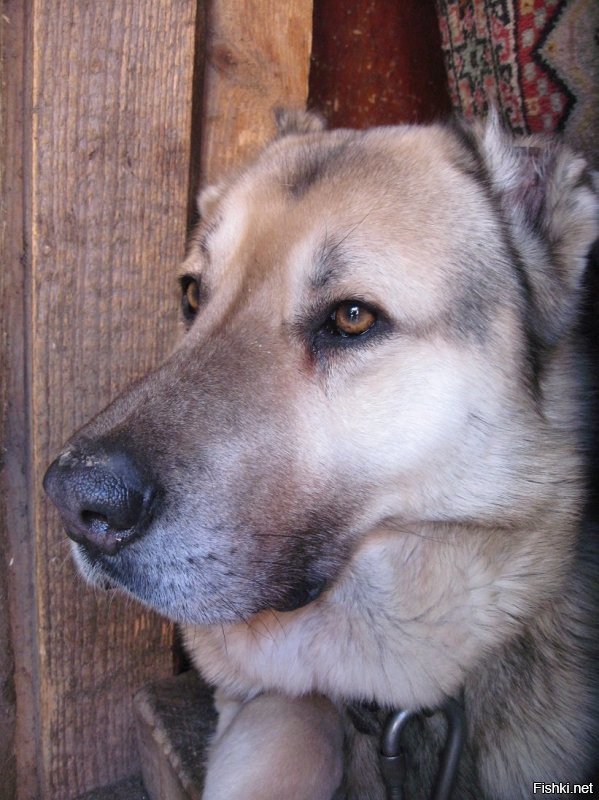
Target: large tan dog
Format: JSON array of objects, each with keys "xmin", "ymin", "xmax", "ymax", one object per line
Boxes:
[{"xmin": 45, "ymin": 111, "xmax": 599, "ymax": 799}]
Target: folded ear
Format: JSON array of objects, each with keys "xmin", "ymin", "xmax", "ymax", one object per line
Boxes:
[
  {"xmin": 477, "ymin": 114, "xmax": 598, "ymax": 349},
  {"xmin": 196, "ymin": 110, "xmax": 327, "ymax": 217},
  {"xmin": 273, "ymin": 108, "xmax": 327, "ymax": 137},
  {"xmin": 196, "ymin": 182, "xmax": 225, "ymax": 218}
]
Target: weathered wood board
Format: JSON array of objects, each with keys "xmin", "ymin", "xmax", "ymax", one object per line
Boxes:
[{"xmin": 200, "ymin": 0, "xmax": 314, "ymax": 184}]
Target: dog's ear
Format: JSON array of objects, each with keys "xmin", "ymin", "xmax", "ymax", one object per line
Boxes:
[
  {"xmin": 477, "ymin": 113, "xmax": 598, "ymax": 348},
  {"xmin": 273, "ymin": 108, "xmax": 327, "ymax": 137},
  {"xmin": 197, "ymin": 182, "xmax": 225, "ymax": 218},
  {"xmin": 196, "ymin": 110, "xmax": 327, "ymax": 217}
]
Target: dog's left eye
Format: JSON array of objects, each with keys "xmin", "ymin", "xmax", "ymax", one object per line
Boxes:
[
  {"xmin": 180, "ymin": 276, "xmax": 201, "ymax": 322},
  {"xmin": 330, "ymin": 302, "xmax": 377, "ymax": 336}
]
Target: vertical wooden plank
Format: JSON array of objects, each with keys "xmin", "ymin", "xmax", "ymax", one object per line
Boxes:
[
  {"xmin": 0, "ymin": 1, "xmax": 19, "ymax": 794},
  {"xmin": 186, "ymin": 4, "xmax": 207, "ymax": 234},
  {"xmin": 309, "ymin": 0, "xmax": 451, "ymax": 128},
  {"xmin": 200, "ymin": 0, "xmax": 314, "ymax": 184},
  {"xmin": 27, "ymin": 1, "xmax": 197, "ymax": 796},
  {"xmin": 1, "ymin": 2, "xmax": 39, "ymax": 798}
]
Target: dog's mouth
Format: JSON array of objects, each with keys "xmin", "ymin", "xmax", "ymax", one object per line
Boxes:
[
  {"xmin": 270, "ymin": 575, "xmax": 329, "ymax": 613},
  {"xmin": 70, "ymin": 529, "xmax": 337, "ymax": 624}
]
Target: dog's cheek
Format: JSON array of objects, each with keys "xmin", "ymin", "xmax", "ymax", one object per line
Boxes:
[{"xmin": 315, "ymin": 343, "xmax": 478, "ymax": 477}]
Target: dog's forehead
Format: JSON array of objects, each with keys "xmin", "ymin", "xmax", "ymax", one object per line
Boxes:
[{"xmin": 187, "ymin": 126, "xmax": 504, "ymax": 321}]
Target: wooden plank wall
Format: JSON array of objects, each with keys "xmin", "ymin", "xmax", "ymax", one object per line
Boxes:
[
  {"xmin": 1, "ymin": 0, "xmax": 313, "ymax": 797},
  {"xmin": 2, "ymin": 3, "xmax": 32, "ymax": 796}
]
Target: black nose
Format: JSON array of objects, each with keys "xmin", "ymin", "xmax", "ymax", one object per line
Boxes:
[{"xmin": 43, "ymin": 444, "xmax": 157, "ymax": 555}]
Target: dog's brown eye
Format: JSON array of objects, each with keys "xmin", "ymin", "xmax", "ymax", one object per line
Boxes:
[
  {"xmin": 332, "ymin": 302, "xmax": 376, "ymax": 336},
  {"xmin": 180, "ymin": 276, "xmax": 201, "ymax": 321}
]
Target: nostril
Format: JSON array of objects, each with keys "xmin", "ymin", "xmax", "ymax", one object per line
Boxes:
[
  {"xmin": 80, "ymin": 510, "xmax": 110, "ymax": 531},
  {"xmin": 81, "ymin": 510, "xmax": 108, "ymax": 524},
  {"xmin": 79, "ymin": 488, "xmax": 148, "ymax": 533},
  {"xmin": 81, "ymin": 486, "xmax": 146, "ymax": 532}
]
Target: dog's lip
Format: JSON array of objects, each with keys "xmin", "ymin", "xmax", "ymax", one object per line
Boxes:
[
  {"xmin": 270, "ymin": 576, "xmax": 328, "ymax": 613},
  {"xmin": 71, "ymin": 541, "xmax": 121, "ymax": 591}
]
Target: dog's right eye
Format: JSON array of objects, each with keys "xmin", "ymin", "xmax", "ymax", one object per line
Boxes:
[{"xmin": 180, "ymin": 276, "xmax": 201, "ymax": 322}]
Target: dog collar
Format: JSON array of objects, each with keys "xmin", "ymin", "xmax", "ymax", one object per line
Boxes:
[
  {"xmin": 380, "ymin": 697, "xmax": 465, "ymax": 800},
  {"xmin": 347, "ymin": 696, "xmax": 465, "ymax": 800},
  {"xmin": 345, "ymin": 699, "xmax": 384, "ymax": 736}
]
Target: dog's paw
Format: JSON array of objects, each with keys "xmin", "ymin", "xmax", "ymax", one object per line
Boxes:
[{"xmin": 202, "ymin": 693, "xmax": 343, "ymax": 800}]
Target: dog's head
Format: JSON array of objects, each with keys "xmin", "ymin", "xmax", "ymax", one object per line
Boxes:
[{"xmin": 44, "ymin": 112, "xmax": 598, "ymax": 632}]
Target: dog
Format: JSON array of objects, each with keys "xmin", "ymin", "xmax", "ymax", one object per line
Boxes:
[{"xmin": 44, "ymin": 110, "xmax": 599, "ymax": 799}]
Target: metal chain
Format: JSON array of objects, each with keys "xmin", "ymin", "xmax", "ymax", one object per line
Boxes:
[{"xmin": 379, "ymin": 698, "xmax": 465, "ymax": 800}]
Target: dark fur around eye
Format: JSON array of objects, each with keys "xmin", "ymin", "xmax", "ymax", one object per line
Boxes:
[{"xmin": 301, "ymin": 299, "xmax": 391, "ymax": 355}]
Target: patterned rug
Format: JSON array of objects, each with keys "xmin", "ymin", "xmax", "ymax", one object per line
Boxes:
[{"xmin": 436, "ymin": 0, "xmax": 599, "ymax": 167}]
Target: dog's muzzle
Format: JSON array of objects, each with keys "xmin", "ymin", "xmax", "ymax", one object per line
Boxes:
[{"xmin": 43, "ymin": 443, "xmax": 158, "ymax": 556}]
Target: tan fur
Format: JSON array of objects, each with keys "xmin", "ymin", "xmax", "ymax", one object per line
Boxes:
[
  {"xmin": 45, "ymin": 112, "xmax": 599, "ymax": 799},
  {"xmin": 202, "ymin": 692, "xmax": 343, "ymax": 800}
]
